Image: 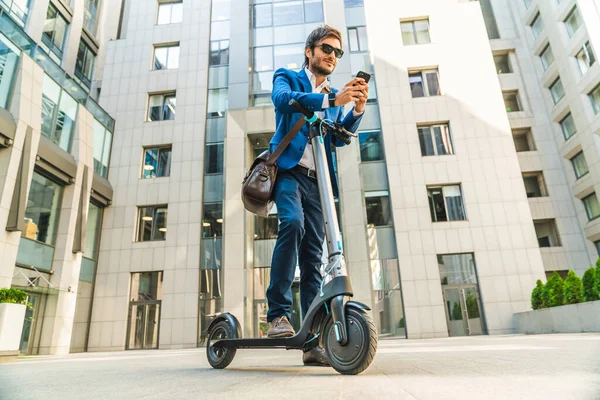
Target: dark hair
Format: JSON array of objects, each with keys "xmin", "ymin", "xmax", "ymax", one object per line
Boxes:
[{"xmin": 303, "ymin": 25, "xmax": 343, "ymax": 68}]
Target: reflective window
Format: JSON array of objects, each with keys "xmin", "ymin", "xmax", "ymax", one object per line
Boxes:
[
  {"xmin": 344, "ymin": 0, "xmax": 363, "ymax": 7},
  {"xmin": 84, "ymin": 202, "xmax": 103, "ymax": 260},
  {"xmin": 205, "ymin": 143, "xmax": 224, "ymax": 174},
  {"xmin": 41, "ymin": 3, "xmax": 68, "ymax": 61},
  {"xmin": 157, "ymin": 2, "xmax": 182, "ymax": 25},
  {"xmin": 212, "ymin": 0, "xmax": 231, "ymax": 21},
  {"xmin": 576, "ymin": 41, "xmax": 596, "ymax": 75},
  {"xmin": 207, "ymin": 89, "xmax": 228, "ymax": 116},
  {"xmin": 153, "ymin": 44, "xmax": 179, "ymax": 70},
  {"xmin": 418, "ymin": 124, "xmax": 454, "ymax": 156},
  {"xmin": 143, "ymin": 146, "xmax": 171, "ymax": 178},
  {"xmin": 22, "ymin": 172, "xmax": 63, "ymax": 246},
  {"xmin": 365, "ymin": 192, "xmax": 393, "ymax": 227},
  {"xmin": 540, "ymin": 45, "xmax": 554, "ymax": 70},
  {"xmin": 255, "ymin": 214, "xmax": 278, "ymax": 240},
  {"xmin": 493, "ymin": 54, "xmax": 511, "ymax": 74},
  {"xmin": 203, "ymin": 203, "xmax": 223, "ymax": 238},
  {"xmin": 83, "ymin": 0, "xmax": 100, "ymax": 35},
  {"xmin": 93, "ymin": 119, "xmax": 112, "ymax": 178},
  {"xmin": 75, "ymin": 39, "xmax": 96, "ymax": 88},
  {"xmin": 130, "ymin": 272, "xmax": 163, "ymax": 301},
  {"xmin": 210, "ymin": 40, "xmax": 230, "ymax": 66},
  {"xmin": 503, "ymin": 92, "xmax": 521, "ymax": 112},
  {"xmin": 560, "ymin": 113, "xmax": 576, "ymax": 141},
  {"xmin": 137, "ymin": 206, "xmax": 168, "ymax": 241},
  {"xmin": 583, "ymin": 193, "xmax": 600, "ymax": 221},
  {"xmin": 589, "ymin": 84, "xmax": 600, "ymax": 114},
  {"xmin": 348, "ymin": 26, "xmax": 368, "ymax": 52},
  {"xmin": 41, "ymin": 74, "xmax": 78, "ymax": 152},
  {"xmin": 549, "ymin": 77, "xmax": 565, "ymax": 105},
  {"xmin": 370, "ymin": 259, "xmax": 405, "ymax": 337},
  {"xmin": 358, "ymin": 131, "xmax": 383, "ymax": 162},
  {"xmin": 478, "ymin": 0, "xmax": 500, "ymax": 39},
  {"xmin": 148, "ymin": 93, "xmax": 176, "ymax": 121},
  {"xmin": 2, "ymin": 0, "xmax": 30, "ymax": 28},
  {"xmin": 438, "ymin": 254, "xmax": 478, "ymax": 285},
  {"xmin": 564, "ymin": 7, "xmax": 582, "ymax": 38},
  {"xmin": 427, "ymin": 185, "xmax": 466, "ymax": 222},
  {"xmin": 571, "ymin": 151, "xmax": 589, "ymax": 179},
  {"xmin": 531, "ymin": 13, "xmax": 543, "ymax": 39},
  {"xmin": 401, "ymin": 20, "xmax": 430, "ymax": 46},
  {"xmin": 409, "ymin": 69, "xmax": 440, "ymax": 98},
  {"xmin": 0, "ymin": 32, "xmax": 21, "ymax": 109}
]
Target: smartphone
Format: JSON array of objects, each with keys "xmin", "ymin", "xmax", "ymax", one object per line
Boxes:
[{"xmin": 356, "ymin": 71, "xmax": 371, "ymax": 84}]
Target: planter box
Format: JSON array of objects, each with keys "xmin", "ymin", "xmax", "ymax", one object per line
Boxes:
[
  {"xmin": 514, "ymin": 300, "xmax": 600, "ymax": 334},
  {"xmin": 0, "ymin": 303, "xmax": 26, "ymax": 362}
]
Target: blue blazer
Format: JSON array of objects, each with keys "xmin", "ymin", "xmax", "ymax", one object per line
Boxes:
[{"xmin": 269, "ymin": 68, "xmax": 363, "ymax": 197}]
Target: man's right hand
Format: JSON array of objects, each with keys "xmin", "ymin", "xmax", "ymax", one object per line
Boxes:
[{"xmin": 334, "ymin": 78, "xmax": 368, "ymax": 107}]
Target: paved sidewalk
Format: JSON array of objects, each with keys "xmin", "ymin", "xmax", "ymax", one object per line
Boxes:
[{"xmin": 1, "ymin": 334, "xmax": 599, "ymax": 400}]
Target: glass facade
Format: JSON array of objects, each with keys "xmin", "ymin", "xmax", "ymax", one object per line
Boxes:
[
  {"xmin": 137, "ymin": 206, "xmax": 168, "ymax": 242},
  {"xmin": 16, "ymin": 171, "xmax": 64, "ymax": 270},
  {"xmin": 41, "ymin": 3, "xmax": 68, "ymax": 63},
  {"xmin": 80, "ymin": 202, "xmax": 103, "ymax": 282},
  {"xmin": 0, "ymin": 31, "xmax": 20, "ymax": 109},
  {"xmin": 0, "ymin": 0, "xmax": 30, "ymax": 28},
  {"xmin": 41, "ymin": 74, "xmax": 78, "ymax": 152},
  {"xmin": 83, "ymin": 0, "xmax": 100, "ymax": 35},
  {"xmin": 75, "ymin": 39, "xmax": 96, "ymax": 89},
  {"xmin": 250, "ymin": 0, "xmax": 324, "ymax": 105},
  {"xmin": 93, "ymin": 119, "xmax": 112, "ymax": 178}
]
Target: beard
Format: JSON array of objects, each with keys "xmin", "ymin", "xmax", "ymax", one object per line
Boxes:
[{"xmin": 311, "ymin": 57, "xmax": 335, "ymax": 76}]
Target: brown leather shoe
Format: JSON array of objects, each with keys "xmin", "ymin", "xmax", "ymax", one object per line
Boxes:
[
  {"xmin": 267, "ymin": 316, "xmax": 295, "ymax": 338},
  {"xmin": 303, "ymin": 346, "xmax": 330, "ymax": 366}
]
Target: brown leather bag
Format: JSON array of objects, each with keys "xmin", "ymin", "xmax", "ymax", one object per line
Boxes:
[{"xmin": 241, "ymin": 117, "xmax": 306, "ymax": 217}]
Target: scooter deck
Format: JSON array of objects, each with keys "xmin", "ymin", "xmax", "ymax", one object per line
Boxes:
[{"xmin": 212, "ymin": 334, "xmax": 314, "ymax": 350}]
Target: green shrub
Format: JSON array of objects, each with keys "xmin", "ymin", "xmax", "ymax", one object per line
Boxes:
[
  {"xmin": 0, "ymin": 288, "xmax": 28, "ymax": 305},
  {"xmin": 595, "ymin": 265, "xmax": 600, "ymax": 300},
  {"xmin": 596, "ymin": 258, "xmax": 600, "ymax": 268},
  {"xmin": 582, "ymin": 268, "xmax": 598, "ymax": 302},
  {"xmin": 531, "ymin": 280, "xmax": 546, "ymax": 310},
  {"xmin": 546, "ymin": 272, "xmax": 564, "ymax": 307},
  {"xmin": 563, "ymin": 270, "xmax": 583, "ymax": 305}
]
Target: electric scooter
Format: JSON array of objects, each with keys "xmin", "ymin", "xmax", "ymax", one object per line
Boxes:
[{"xmin": 205, "ymin": 100, "xmax": 378, "ymax": 375}]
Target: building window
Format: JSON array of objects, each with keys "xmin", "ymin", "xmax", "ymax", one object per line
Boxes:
[
  {"xmin": 478, "ymin": 0, "xmax": 500, "ymax": 39},
  {"xmin": 16, "ymin": 171, "xmax": 64, "ymax": 270},
  {"xmin": 540, "ymin": 44, "xmax": 554, "ymax": 71},
  {"xmin": 564, "ymin": 7, "xmax": 582, "ymax": 38},
  {"xmin": 207, "ymin": 89, "xmax": 228, "ymax": 117},
  {"xmin": 205, "ymin": 143, "xmax": 224, "ymax": 174},
  {"xmin": 427, "ymin": 185, "xmax": 466, "ymax": 222},
  {"xmin": 512, "ymin": 129, "xmax": 536, "ymax": 152},
  {"xmin": 503, "ymin": 92, "xmax": 521, "ymax": 112},
  {"xmin": 41, "ymin": 74, "xmax": 78, "ymax": 153},
  {"xmin": 348, "ymin": 26, "xmax": 368, "ymax": 52},
  {"xmin": 418, "ymin": 123, "xmax": 454, "ymax": 156},
  {"xmin": 137, "ymin": 206, "xmax": 168, "ymax": 241},
  {"xmin": 438, "ymin": 253, "xmax": 478, "ymax": 285},
  {"xmin": 358, "ymin": 130, "xmax": 384, "ymax": 162},
  {"xmin": 549, "ymin": 77, "xmax": 565, "ymax": 105},
  {"xmin": 255, "ymin": 214, "xmax": 278, "ymax": 240},
  {"xmin": 523, "ymin": 172, "xmax": 548, "ymax": 198},
  {"xmin": 409, "ymin": 69, "xmax": 440, "ymax": 98},
  {"xmin": 571, "ymin": 151, "xmax": 589, "ymax": 179},
  {"xmin": 83, "ymin": 0, "xmax": 100, "ymax": 35},
  {"xmin": 0, "ymin": 33, "xmax": 21, "ymax": 109},
  {"xmin": 41, "ymin": 3, "xmax": 69, "ymax": 63},
  {"xmin": 530, "ymin": 13, "xmax": 543, "ymax": 39},
  {"xmin": 365, "ymin": 192, "xmax": 393, "ymax": 227},
  {"xmin": 148, "ymin": 93, "xmax": 176, "ymax": 121},
  {"xmin": 583, "ymin": 193, "xmax": 600, "ymax": 221},
  {"xmin": 576, "ymin": 41, "xmax": 596, "ymax": 75},
  {"xmin": 560, "ymin": 113, "xmax": 576, "ymax": 140},
  {"xmin": 157, "ymin": 1, "xmax": 182, "ymax": 25},
  {"xmin": 493, "ymin": 54, "xmax": 512, "ymax": 74},
  {"xmin": 93, "ymin": 119, "xmax": 112, "ymax": 178},
  {"xmin": 143, "ymin": 146, "xmax": 171, "ymax": 179},
  {"xmin": 203, "ymin": 203, "xmax": 223, "ymax": 237},
  {"xmin": 210, "ymin": 40, "xmax": 230, "ymax": 66},
  {"xmin": 253, "ymin": 0, "xmax": 323, "ymax": 27},
  {"xmin": 534, "ymin": 219, "xmax": 561, "ymax": 247},
  {"xmin": 589, "ymin": 84, "xmax": 600, "ymax": 114},
  {"xmin": 401, "ymin": 19, "xmax": 431, "ymax": 46},
  {"xmin": 2, "ymin": 0, "xmax": 30, "ymax": 28},
  {"xmin": 153, "ymin": 44, "xmax": 180, "ymax": 70},
  {"xmin": 75, "ymin": 39, "xmax": 96, "ymax": 89},
  {"xmin": 344, "ymin": 0, "xmax": 363, "ymax": 6}
]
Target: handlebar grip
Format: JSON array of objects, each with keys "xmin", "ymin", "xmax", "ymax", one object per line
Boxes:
[
  {"xmin": 289, "ymin": 99, "xmax": 314, "ymax": 119},
  {"xmin": 333, "ymin": 131, "xmax": 351, "ymax": 145}
]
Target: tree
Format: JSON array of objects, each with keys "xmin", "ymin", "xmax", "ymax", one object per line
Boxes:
[
  {"xmin": 545, "ymin": 271, "xmax": 564, "ymax": 307},
  {"xmin": 531, "ymin": 280, "xmax": 546, "ymax": 310},
  {"xmin": 582, "ymin": 268, "xmax": 598, "ymax": 302},
  {"xmin": 563, "ymin": 270, "xmax": 583, "ymax": 305}
]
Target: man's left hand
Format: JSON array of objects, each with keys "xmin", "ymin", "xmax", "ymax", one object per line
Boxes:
[{"xmin": 346, "ymin": 78, "xmax": 369, "ymax": 114}]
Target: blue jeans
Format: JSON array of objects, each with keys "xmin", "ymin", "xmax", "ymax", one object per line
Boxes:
[{"xmin": 266, "ymin": 169, "xmax": 325, "ymax": 323}]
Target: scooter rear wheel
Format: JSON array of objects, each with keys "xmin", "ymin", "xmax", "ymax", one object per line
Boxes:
[
  {"xmin": 323, "ymin": 307, "xmax": 377, "ymax": 375},
  {"xmin": 206, "ymin": 321, "xmax": 237, "ymax": 369}
]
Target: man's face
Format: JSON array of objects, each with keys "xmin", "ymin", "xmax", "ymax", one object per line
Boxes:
[{"xmin": 307, "ymin": 36, "xmax": 341, "ymax": 76}]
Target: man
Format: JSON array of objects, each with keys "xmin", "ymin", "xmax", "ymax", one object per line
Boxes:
[{"xmin": 266, "ymin": 25, "xmax": 369, "ymax": 366}]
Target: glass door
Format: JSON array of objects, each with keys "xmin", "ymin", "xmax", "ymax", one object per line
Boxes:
[
  {"xmin": 19, "ymin": 294, "xmax": 39, "ymax": 354},
  {"xmin": 127, "ymin": 301, "xmax": 161, "ymax": 349},
  {"xmin": 443, "ymin": 287, "xmax": 467, "ymax": 337},
  {"xmin": 442, "ymin": 286, "xmax": 484, "ymax": 337}
]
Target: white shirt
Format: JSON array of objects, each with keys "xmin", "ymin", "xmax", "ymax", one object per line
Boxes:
[{"xmin": 298, "ymin": 68, "xmax": 363, "ymax": 172}]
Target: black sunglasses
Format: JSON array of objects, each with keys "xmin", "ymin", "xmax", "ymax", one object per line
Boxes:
[{"xmin": 316, "ymin": 43, "xmax": 344, "ymax": 59}]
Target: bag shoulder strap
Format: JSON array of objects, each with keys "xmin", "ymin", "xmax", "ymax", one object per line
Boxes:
[{"xmin": 265, "ymin": 117, "xmax": 306, "ymax": 166}]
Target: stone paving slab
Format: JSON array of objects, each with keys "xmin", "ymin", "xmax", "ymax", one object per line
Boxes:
[{"xmin": 1, "ymin": 334, "xmax": 599, "ymax": 400}]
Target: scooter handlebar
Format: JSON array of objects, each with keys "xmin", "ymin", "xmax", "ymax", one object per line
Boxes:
[
  {"xmin": 289, "ymin": 99, "xmax": 314, "ymax": 119},
  {"xmin": 288, "ymin": 99, "xmax": 355, "ymax": 144}
]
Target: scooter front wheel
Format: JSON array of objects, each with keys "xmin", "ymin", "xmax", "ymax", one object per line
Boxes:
[
  {"xmin": 206, "ymin": 321, "xmax": 237, "ymax": 369},
  {"xmin": 323, "ymin": 306, "xmax": 378, "ymax": 375}
]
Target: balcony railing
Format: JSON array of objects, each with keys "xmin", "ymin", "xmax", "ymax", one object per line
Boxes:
[{"xmin": 0, "ymin": 8, "xmax": 114, "ymax": 132}]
